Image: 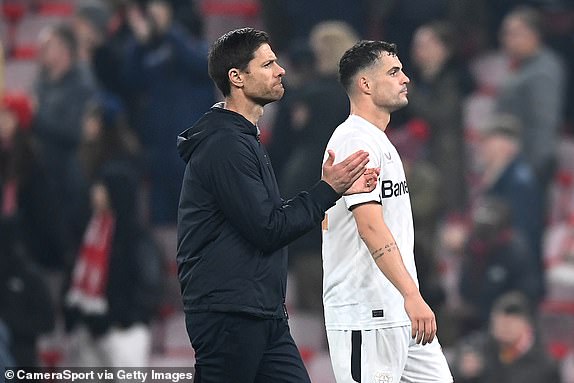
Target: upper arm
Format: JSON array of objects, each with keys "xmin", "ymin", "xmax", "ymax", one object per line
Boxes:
[
  {"xmin": 203, "ymin": 134, "xmax": 270, "ymax": 231},
  {"xmin": 351, "ymin": 201, "xmax": 393, "ymax": 246},
  {"xmin": 201, "ymin": 134, "xmax": 324, "ymax": 251}
]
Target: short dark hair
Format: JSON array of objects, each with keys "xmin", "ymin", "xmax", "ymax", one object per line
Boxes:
[
  {"xmin": 338, "ymin": 40, "xmax": 398, "ymax": 92},
  {"xmin": 51, "ymin": 23, "xmax": 78, "ymax": 58},
  {"xmin": 492, "ymin": 291, "xmax": 534, "ymax": 324},
  {"xmin": 208, "ymin": 28, "xmax": 271, "ymax": 97}
]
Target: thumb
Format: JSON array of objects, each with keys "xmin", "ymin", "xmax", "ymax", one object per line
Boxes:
[{"xmin": 323, "ymin": 149, "xmax": 335, "ymax": 168}]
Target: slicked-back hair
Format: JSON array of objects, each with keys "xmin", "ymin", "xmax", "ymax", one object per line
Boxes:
[
  {"xmin": 208, "ymin": 28, "xmax": 271, "ymax": 97},
  {"xmin": 338, "ymin": 40, "xmax": 398, "ymax": 93}
]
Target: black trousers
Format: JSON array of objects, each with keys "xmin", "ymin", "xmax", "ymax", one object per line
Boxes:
[{"xmin": 185, "ymin": 312, "xmax": 311, "ymax": 383}]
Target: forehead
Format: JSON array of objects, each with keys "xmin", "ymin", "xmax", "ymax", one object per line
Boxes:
[
  {"xmin": 503, "ymin": 16, "xmax": 530, "ymax": 32},
  {"xmin": 251, "ymin": 43, "xmax": 276, "ymax": 62},
  {"xmin": 372, "ymin": 52, "xmax": 402, "ymax": 72}
]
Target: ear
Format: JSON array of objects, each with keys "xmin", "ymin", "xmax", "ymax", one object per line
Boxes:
[
  {"xmin": 358, "ymin": 75, "xmax": 372, "ymax": 95},
  {"xmin": 228, "ymin": 68, "xmax": 244, "ymax": 89}
]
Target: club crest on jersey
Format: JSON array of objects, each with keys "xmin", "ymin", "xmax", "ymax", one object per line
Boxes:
[
  {"xmin": 381, "ymin": 179, "xmax": 409, "ymax": 198},
  {"xmin": 373, "ymin": 371, "xmax": 393, "ymax": 383}
]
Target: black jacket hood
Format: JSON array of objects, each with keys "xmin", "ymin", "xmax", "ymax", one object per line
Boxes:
[{"xmin": 177, "ymin": 102, "xmax": 259, "ymax": 163}]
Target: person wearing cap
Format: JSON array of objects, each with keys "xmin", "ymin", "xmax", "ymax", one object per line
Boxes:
[
  {"xmin": 452, "ymin": 291, "xmax": 561, "ymax": 383},
  {"xmin": 476, "ymin": 114, "xmax": 545, "ymax": 300}
]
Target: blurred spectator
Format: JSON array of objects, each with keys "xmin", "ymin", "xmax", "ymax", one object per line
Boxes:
[
  {"xmin": 77, "ymin": 93, "xmax": 141, "ymax": 185},
  {"xmin": 0, "ymin": 43, "xmax": 4, "ymax": 93},
  {"xmin": 72, "ymin": 0, "xmax": 112, "ymax": 71},
  {"xmin": 451, "ymin": 291, "xmax": 561, "ymax": 383},
  {"xmin": 266, "ymin": 39, "xmax": 316, "ymax": 182},
  {"xmin": 259, "ymin": 0, "xmax": 369, "ymax": 54},
  {"xmin": 495, "ymin": 6, "xmax": 566, "ymax": 191},
  {"xmin": 123, "ymin": 0, "xmax": 214, "ymax": 225},
  {"xmin": 278, "ymin": 21, "xmax": 358, "ymax": 198},
  {"xmin": 164, "ymin": 0, "xmax": 205, "ymax": 39},
  {"xmin": 272, "ymin": 21, "xmax": 358, "ymax": 312},
  {"xmin": 390, "ymin": 125, "xmax": 446, "ymax": 311},
  {"xmin": 0, "ymin": 319, "xmax": 14, "ymax": 371},
  {"xmin": 73, "ymin": 92, "xmax": 143, "ymax": 244},
  {"xmin": 78, "ymin": 0, "xmax": 137, "ymax": 105},
  {"xmin": 458, "ymin": 197, "xmax": 543, "ymax": 332},
  {"xmin": 405, "ymin": 20, "xmax": 473, "ymax": 216},
  {"xmin": 64, "ymin": 168, "xmax": 165, "ymax": 367},
  {"xmin": 1, "ymin": 92, "xmax": 58, "ymax": 367},
  {"xmin": 0, "ymin": 91, "xmax": 69, "ymax": 268},
  {"xmin": 373, "ymin": 0, "xmax": 449, "ymax": 70},
  {"xmin": 0, "ymin": 220, "xmax": 56, "ymax": 368},
  {"xmin": 33, "ymin": 22, "xmax": 98, "ymax": 240},
  {"xmin": 476, "ymin": 114, "xmax": 545, "ymax": 290}
]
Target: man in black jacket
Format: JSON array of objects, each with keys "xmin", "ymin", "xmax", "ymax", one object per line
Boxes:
[{"xmin": 177, "ymin": 27, "xmax": 377, "ymax": 383}]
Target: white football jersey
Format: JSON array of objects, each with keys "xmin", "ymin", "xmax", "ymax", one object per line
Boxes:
[{"xmin": 322, "ymin": 114, "xmax": 418, "ymax": 330}]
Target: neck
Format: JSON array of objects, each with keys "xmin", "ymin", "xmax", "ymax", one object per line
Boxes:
[
  {"xmin": 350, "ymin": 99, "xmax": 391, "ymax": 132},
  {"xmin": 224, "ymin": 96, "xmax": 264, "ymax": 126}
]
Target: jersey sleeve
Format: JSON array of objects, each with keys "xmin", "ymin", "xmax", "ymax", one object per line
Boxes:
[{"xmin": 324, "ymin": 133, "xmax": 382, "ymax": 209}]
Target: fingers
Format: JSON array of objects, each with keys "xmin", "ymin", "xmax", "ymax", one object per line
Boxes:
[
  {"xmin": 333, "ymin": 150, "xmax": 368, "ymax": 170},
  {"xmin": 412, "ymin": 316, "xmax": 437, "ymax": 345},
  {"xmin": 349, "ymin": 157, "xmax": 370, "ymax": 181},
  {"xmin": 322, "ymin": 150, "xmax": 370, "ymax": 194},
  {"xmin": 411, "ymin": 319, "xmax": 418, "ymax": 341}
]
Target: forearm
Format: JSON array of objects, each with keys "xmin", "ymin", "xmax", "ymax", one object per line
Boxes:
[
  {"xmin": 362, "ymin": 221, "xmax": 420, "ymax": 298},
  {"xmin": 352, "ymin": 202, "xmax": 436, "ymax": 344},
  {"xmin": 353, "ymin": 203, "xmax": 419, "ymax": 298}
]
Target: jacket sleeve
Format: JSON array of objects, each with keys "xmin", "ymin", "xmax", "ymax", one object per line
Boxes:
[{"xmin": 202, "ymin": 134, "xmax": 339, "ymax": 253}]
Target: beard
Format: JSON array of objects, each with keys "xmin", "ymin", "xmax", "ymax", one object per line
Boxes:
[
  {"xmin": 251, "ymin": 86, "xmax": 285, "ymax": 106},
  {"xmin": 387, "ymin": 97, "xmax": 409, "ymax": 113}
]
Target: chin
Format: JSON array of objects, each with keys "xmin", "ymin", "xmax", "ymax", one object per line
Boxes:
[
  {"xmin": 390, "ymin": 100, "xmax": 408, "ymax": 113},
  {"xmin": 256, "ymin": 94, "xmax": 283, "ymax": 106}
]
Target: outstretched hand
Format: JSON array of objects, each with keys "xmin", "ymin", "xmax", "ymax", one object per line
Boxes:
[{"xmin": 322, "ymin": 150, "xmax": 370, "ymax": 195}]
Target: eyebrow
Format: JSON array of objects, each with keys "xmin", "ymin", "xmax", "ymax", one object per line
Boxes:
[{"xmin": 387, "ymin": 66, "xmax": 401, "ymax": 74}]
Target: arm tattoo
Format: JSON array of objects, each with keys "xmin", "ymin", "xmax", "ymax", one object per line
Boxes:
[{"xmin": 372, "ymin": 242, "xmax": 398, "ymax": 261}]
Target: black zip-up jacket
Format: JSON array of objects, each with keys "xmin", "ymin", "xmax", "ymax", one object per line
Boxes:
[{"xmin": 176, "ymin": 104, "xmax": 340, "ymax": 318}]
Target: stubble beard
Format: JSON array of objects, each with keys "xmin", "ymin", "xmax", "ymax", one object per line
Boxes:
[
  {"xmin": 388, "ymin": 97, "xmax": 409, "ymax": 113},
  {"xmin": 253, "ymin": 87, "xmax": 285, "ymax": 106}
]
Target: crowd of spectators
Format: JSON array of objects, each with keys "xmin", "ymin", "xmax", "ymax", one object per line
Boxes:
[{"xmin": 1, "ymin": 0, "xmax": 574, "ymax": 380}]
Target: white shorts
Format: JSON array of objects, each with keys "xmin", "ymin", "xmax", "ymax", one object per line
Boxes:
[{"xmin": 327, "ymin": 326, "xmax": 453, "ymax": 383}]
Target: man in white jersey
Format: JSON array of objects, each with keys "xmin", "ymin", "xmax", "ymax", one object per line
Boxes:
[{"xmin": 322, "ymin": 40, "xmax": 453, "ymax": 383}]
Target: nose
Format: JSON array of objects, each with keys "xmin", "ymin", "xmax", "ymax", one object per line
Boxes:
[
  {"xmin": 402, "ymin": 72, "xmax": 410, "ymax": 84},
  {"xmin": 276, "ymin": 63, "xmax": 286, "ymax": 77}
]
